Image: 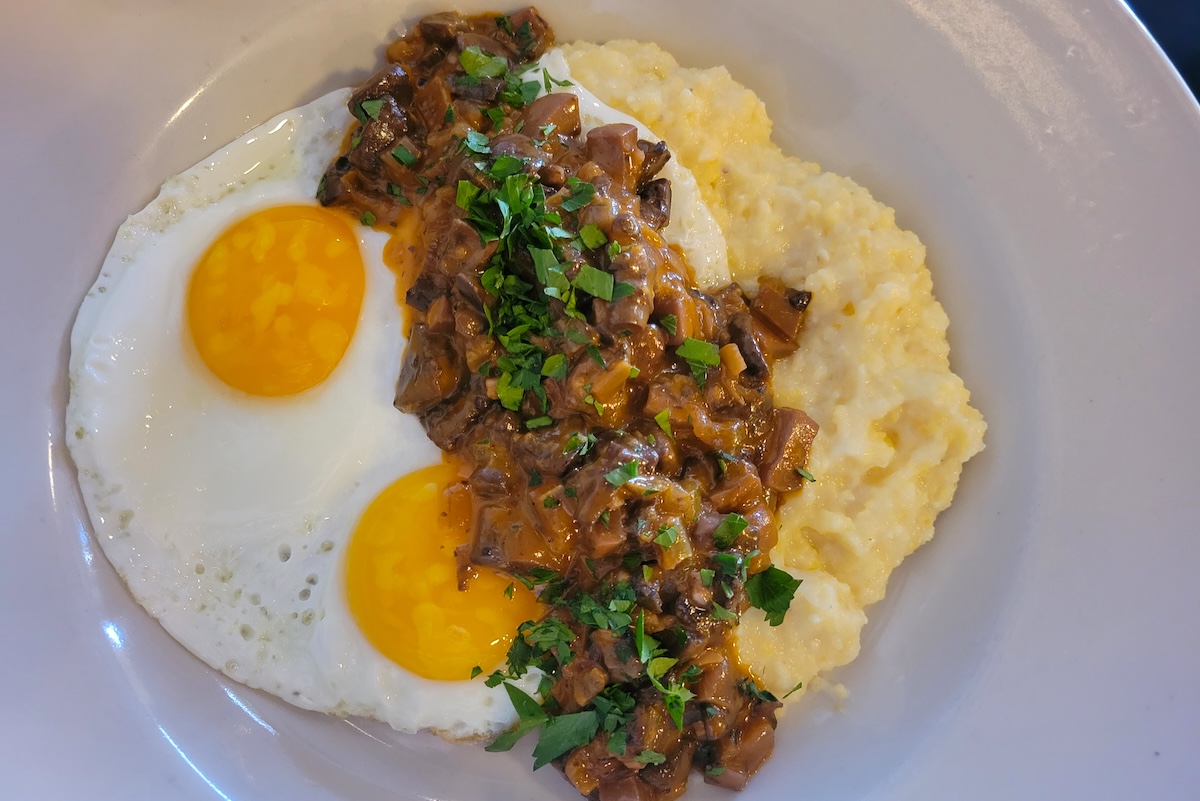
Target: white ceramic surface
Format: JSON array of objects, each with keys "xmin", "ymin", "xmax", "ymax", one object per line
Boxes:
[{"xmin": 2, "ymin": 0, "xmax": 1198, "ymax": 799}]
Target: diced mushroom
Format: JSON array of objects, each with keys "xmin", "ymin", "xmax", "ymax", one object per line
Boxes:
[
  {"xmin": 450, "ymin": 76, "xmax": 503, "ymax": 102},
  {"xmin": 413, "ymin": 78, "xmax": 452, "ymax": 130},
  {"xmin": 490, "ymin": 133, "xmax": 547, "ymax": 170},
  {"xmin": 348, "ymin": 97, "xmax": 409, "ymax": 171},
  {"xmin": 728, "ymin": 313, "xmax": 769, "ymax": 379},
  {"xmin": 417, "ymin": 380, "xmax": 492, "ymax": 451},
  {"xmin": 521, "ymin": 92, "xmax": 582, "ymax": 137},
  {"xmin": 751, "ymin": 276, "xmax": 812, "ymax": 344},
  {"xmin": 586, "ymin": 123, "xmax": 644, "ymax": 192},
  {"xmin": 404, "ymin": 270, "xmax": 449, "ymax": 313},
  {"xmin": 637, "ymin": 178, "xmax": 671, "ymax": 230},
  {"xmin": 350, "ymin": 63, "xmax": 413, "ymax": 109},
  {"xmin": 506, "ymin": 6, "xmax": 554, "ymax": 58},
  {"xmin": 636, "ymin": 139, "xmax": 671, "ymax": 189},
  {"xmin": 457, "ymin": 31, "xmax": 516, "ymax": 59},
  {"xmin": 758, "ymin": 407, "xmax": 820, "ymax": 492},
  {"xmin": 394, "ymin": 324, "xmax": 466, "ymax": 413},
  {"xmin": 707, "ymin": 714, "xmax": 777, "ymax": 791},
  {"xmin": 417, "ymin": 12, "xmax": 466, "ymax": 45},
  {"xmin": 597, "ymin": 774, "xmax": 652, "ymax": 801}
]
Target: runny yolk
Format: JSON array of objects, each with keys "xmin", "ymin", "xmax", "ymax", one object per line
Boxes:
[
  {"xmin": 345, "ymin": 462, "xmax": 542, "ymax": 681},
  {"xmin": 187, "ymin": 205, "xmax": 365, "ymax": 396}
]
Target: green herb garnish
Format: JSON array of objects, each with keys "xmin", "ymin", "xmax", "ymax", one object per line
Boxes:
[
  {"xmin": 391, "ymin": 143, "xmax": 418, "ymax": 167},
  {"xmin": 712, "ymin": 513, "xmax": 748, "ymax": 549},
  {"xmin": 745, "ymin": 565, "xmax": 802, "ymax": 627},
  {"xmin": 604, "ymin": 460, "xmax": 638, "ymax": 487},
  {"xmin": 460, "ymin": 45, "xmax": 508, "ymax": 79}
]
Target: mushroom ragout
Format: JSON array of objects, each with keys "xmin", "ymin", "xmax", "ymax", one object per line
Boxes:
[{"xmin": 319, "ymin": 8, "xmax": 820, "ymax": 799}]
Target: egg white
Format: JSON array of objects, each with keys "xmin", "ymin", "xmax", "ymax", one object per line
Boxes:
[{"xmin": 67, "ymin": 53, "xmax": 730, "ymax": 740}]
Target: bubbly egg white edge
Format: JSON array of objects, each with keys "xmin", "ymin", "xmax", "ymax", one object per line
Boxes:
[{"xmin": 66, "ymin": 53, "xmax": 735, "ymax": 739}]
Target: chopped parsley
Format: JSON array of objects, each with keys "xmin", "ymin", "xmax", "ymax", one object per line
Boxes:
[
  {"xmin": 604, "ymin": 460, "xmax": 638, "ymax": 487},
  {"xmin": 391, "ymin": 143, "xmax": 418, "ymax": 167},
  {"xmin": 654, "ymin": 524, "xmax": 679, "ymax": 548},
  {"xmin": 710, "ymin": 603, "xmax": 737, "ymax": 621},
  {"xmin": 676, "ymin": 337, "xmax": 721, "ymax": 385},
  {"xmin": 459, "ymin": 45, "xmax": 508, "ymax": 79},
  {"xmin": 358, "ymin": 97, "xmax": 384, "ymax": 120},
  {"xmin": 541, "ymin": 353, "xmax": 568, "ymax": 380},
  {"xmin": 711, "ymin": 513, "xmax": 748, "ymax": 549},
  {"xmin": 572, "ymin": 264, "xmax": 614, "ymax": 301},
  {"xmin": 635, "ymin": 750, "xmax": 666, "ymax": 765},
  {"xmin": 561, "ymin": 176, "xmax": 595, "ymax": 212},
  {"xmin": 463, "ymin": 129, "xmax": 491, "ymax": 154},
  {"xmin": 577, "ymin": 223, "xmax": 608, "ymax": 250},
  {"xmin": 745, "ymin": 565, "xmax": 802, "ymax": 626}
]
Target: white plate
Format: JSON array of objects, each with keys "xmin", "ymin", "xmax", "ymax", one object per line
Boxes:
[{"xmin": 3, "ymin": 0, "xmax": 1198, "ymax": 798}]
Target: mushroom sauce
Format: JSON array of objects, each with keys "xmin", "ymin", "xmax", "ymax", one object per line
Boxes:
[{"xmin": 320, "ymin": 8, "xmax": 825, "ymax": 799}]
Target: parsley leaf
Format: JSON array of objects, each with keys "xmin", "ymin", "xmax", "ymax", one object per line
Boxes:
[
  {"xmin": 484, "ymin": 106, "xmax": 506, "ymax": 129},
  {"xmin": 795, "ymin": 466, "xmax": 817, "ymax": 483},
  {"xmin": 654, "ymin": 524, "xmax": 679, "ymax": 548},
  {"xmin": 572, "ymin": 264, "xmax": 614, "ymax": 301},
  {"xmin": 359, "ymin": 98, "xmax": 384, "ymax": 120},
  {"xmin": 635, "ymin": 609, "xmax": 657, "ymax": 665},
  {"xmin": 464, "ymin": 129, "xmax": 491, "ymax": 154},
  {"xmin": 712, "ymin": 513, "xmax": 749, "ymax": 549},
  {"xmin": 563, "ymin": 431, "xmax": 597, "ymax": 459},
  {"xmin": 561, "ymin": 177, "xmax": 596, "ymax": 212},
  {"xmin": 611, "ymin": 280, "xmax": 635, "ymax": 300},
  {"xmin": 541, "ymin": 353, "xmax": 568, "ymax": 380},
  {"xmin": 485, "ymin": 683, "xmax": 547, "ymax": 753},
  {"xmin": 495, "ymin": 371, "xmax": 524, "ymax": 411},
  {"xmin": 360, "ymin": 210, "xmax": 376, "ymax": 227},
  {"xmin": 654, "ymin": 408, "xmax": 673, "ymax": 437},
  {"xmin": 460, "ymin": 45, "xmax": 508, "ymax": 79},
  {"xmin": 659, "ymin": 314, "xmax": 678, "ymax": 336},
  {"xmin": 711, "ymin": 603, "xmax": 737, "ymax": 621},
  {"xmin": 456, "ymin": 180, "xmax": 480, "ymax": 210},
  {"xmin": 532, "ymin": 711, "xmax": 600, "ymax": 769},
  {"xmin": 738, "ymin": 677, "xmax": 779, "ymax": 704},
  {"xmin": 577, "ymin": 223, "xmax": 608, "ymax": 250},
  {"xmin": 646, "ymin": 658, "xmax": 695, "ymax": 730},
  {"xmin": 604, "ymin": 460, "xmax": 638, "ymax": 487},
  {"xmin": 635, "ymin": 750, "xmax": 666, "ymax": 765},
  {"xmin": 391, "ymin": 143, "xmax": 418, "ymax": 167},
  {"xmin": 676, "ymin": 337, "xmax": 720, "ymax": 385},
  {"xmin": 490, "ymin": 155, "xmax": 525, "ymax": 179},
  {"xmin": 745, "ymin": 565, "xmax": 802, "ymax": 626}
]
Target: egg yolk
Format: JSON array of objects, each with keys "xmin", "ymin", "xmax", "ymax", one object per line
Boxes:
[
  {"xmin": 187, "ymin": 205, "xmax": 365, "ymax": 396},
  {"xmin": 345, "ymin": 462, "xmax": 542, "ymax": 681}
]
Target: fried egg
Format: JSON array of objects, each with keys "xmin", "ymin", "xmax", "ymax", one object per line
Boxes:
[{"xmin": 67, "ymin": 55, "xmax": 730, "ymax": 738}]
